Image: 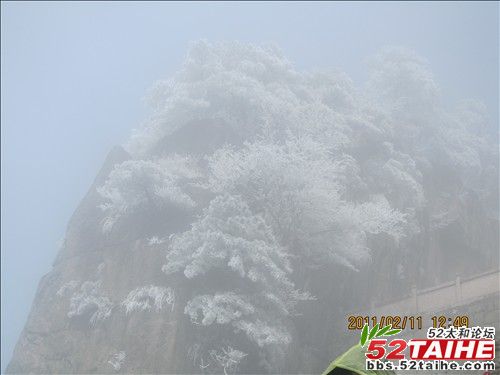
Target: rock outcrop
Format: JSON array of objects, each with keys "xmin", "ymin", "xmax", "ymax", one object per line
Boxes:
[{"xmin": 7, "ymin": 147, "xmax": 189, "ymax": 374}]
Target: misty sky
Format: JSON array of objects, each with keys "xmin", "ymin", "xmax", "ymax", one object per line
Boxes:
[{"xmin": 1, "ymin": 1, "xmax": 498, "ymax": 369}]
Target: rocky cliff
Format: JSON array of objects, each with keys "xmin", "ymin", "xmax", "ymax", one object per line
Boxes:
[
  {"xmin": 7, "ymin": 146, "xmax": 190, "ymax": 373},
  {"xmin": 7, "ymin": 42, "xmax": 499, "ymax": 374}
]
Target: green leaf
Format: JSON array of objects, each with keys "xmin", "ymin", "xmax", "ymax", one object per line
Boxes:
[
  {"xmin": 360, "ymin": 324, "xmax": 369, "ymax": 347},
  {"xmin": 384, "ymin": 329, "xmax": 402, "ymax": 336},
  {"xmin": 375, "ymin": 324, "xmax": 392, "ymax": 337},
  {"xmin": 368, "ymin": 323, "xmax": 379, "ymax": 340}
]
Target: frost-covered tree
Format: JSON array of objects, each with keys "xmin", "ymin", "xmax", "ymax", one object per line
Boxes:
[
  {"xmin": 67, "ymin": 281, "xmax": 113, "ymax": 326},
  {"xmin": 97, "ymin": 155, "xmax": 200, "ymax": 232},
  {"xmin": 164, "ymin": 194, "xmax": 309, "ymax": 372},
  {"xmin": 121, "ymin": 285, "xmax": 174, "ymax": 314},
  {"xmin": 206, "ymin": 137, "xmax": 407, "ymax": 268}
]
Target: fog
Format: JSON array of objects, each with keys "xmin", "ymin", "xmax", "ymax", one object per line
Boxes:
[{"xmin": 1, "ymin": 2, "xmax": 498, "ymax": 373}]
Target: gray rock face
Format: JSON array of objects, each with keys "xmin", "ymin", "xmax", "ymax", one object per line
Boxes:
[
  {"xmin": 6, "ymin": 147, "xmax": 189, "ymax": 374},
  {"xmin": 7, "ymin": 145, "xmax": 499, "ymax": 374}
]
